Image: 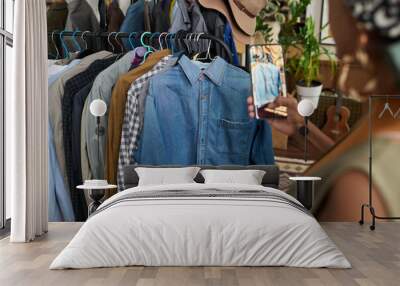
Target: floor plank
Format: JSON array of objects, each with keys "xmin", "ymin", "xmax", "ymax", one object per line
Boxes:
[{"xmin": 0, "ymin": 222, "xmax": 399, "ymax": 286}]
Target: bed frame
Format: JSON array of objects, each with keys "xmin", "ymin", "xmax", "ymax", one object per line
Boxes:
[{"xmin": 123, "ymin": 165, "xmax": 280, "ymax": 190}]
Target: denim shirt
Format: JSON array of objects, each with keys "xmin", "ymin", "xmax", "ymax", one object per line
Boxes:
[
  {"xmin": 253, "ymin": 63, "xmax": 281, "ymax": 106},
  {"xmin": 48, "ymin": 122, "xmax": 75, "ymax": 222},
  {"xmin": 48, "ymin": 61, "xmax": 79, "ymax": 222},
  {"xmin": 135, "ymin": 55, "xmax": 275, "ymax": 165},
  {"xmin": 119, "ymin": 0, "xmax": 144, "ymax": 50}
]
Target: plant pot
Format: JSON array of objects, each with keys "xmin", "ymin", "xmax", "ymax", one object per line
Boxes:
[{"xmin": 296, "ymin": 80, "xmax": 323, "ymax": 109}]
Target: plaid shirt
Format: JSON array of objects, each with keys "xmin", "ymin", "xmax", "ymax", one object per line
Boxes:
[{"xmin": 117, "ymin": 56, "xmax": 173, "ymax": 190}]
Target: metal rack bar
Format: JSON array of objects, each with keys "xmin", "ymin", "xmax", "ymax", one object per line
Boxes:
[
  {"xmin": 47, "ymin": 30, "xmax": 233, "ymax": 64},
  {"xmin": 359, "ymin": 94, "xmax": 400, "ymax": 230}
]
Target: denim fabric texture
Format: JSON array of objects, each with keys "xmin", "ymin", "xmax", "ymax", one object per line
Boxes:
[
  {"xmin": 118, "ymin": 56, "xmax": 174, "ymax": 190},
  {"xmin": 48, "ymin": 61, "xmax": 81, "ymax": 222},
  {"xmin": 119, "ymin": 0, "xmax": 145, "ymax": 50},
  {"xmin": 48, "ymin": 122, "xmax": 75, "ymax": 222},
  {"xmin": 106, "ymin": 50, "xmax": 172, "ymax": 187},
  {"xmin": 253, "ymin": 63, "xmax": 281, "ymax": 106},
  {"xmin": 135, "ymin": 55, "xmax": 275, "ymax": 166}
]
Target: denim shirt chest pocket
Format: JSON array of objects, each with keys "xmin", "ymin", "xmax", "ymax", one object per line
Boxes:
[
  {"xmin": 217, "ymin": 118, "xmax": 252, "ymax": 156},
  {"xmin": 211, "ymin": 71, "xmax": 253, "ymax": 157}
]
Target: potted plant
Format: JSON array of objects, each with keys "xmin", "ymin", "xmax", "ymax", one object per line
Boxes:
[
  {"xmin": 256, "ymin": 0, "xmax": 288, "ymax": 43},
  {"xmin": 279, "ymin": 0, "xmax": 310, "ymax": 54},
  {"xmin": 255, "ymin": 0, "xmax": 336, "ymax": 107},
  {"xmin": 287, "ymin": 17, "xmax": 336, "ymax": 108}
]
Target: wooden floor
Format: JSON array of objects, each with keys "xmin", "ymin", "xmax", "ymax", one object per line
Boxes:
[{"xmin": 0, "ymin": 222, "xmax": 399, "ymax": 286}]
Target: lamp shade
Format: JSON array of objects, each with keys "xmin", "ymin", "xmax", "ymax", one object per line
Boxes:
[
  {"xmin": 90, "ymin": 99, "xmax": 107, "ymax": 117},
  {"xmin": 297, "ymin": 99, "xmax": 315, "ymax": 117}
]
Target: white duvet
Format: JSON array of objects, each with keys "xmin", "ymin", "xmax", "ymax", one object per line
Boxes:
[{"xmin": 50, "ymin": 183, "xmax": 351, "ymax": 269}]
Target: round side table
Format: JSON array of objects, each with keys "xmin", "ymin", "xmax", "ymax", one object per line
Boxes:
[
  {"xmin": 77, "ymin": 184, "xmax": 117, "ymax": 216},
  {"xmin": 289, "ymin": 177, "xmax": 321, "ymax": 210}
]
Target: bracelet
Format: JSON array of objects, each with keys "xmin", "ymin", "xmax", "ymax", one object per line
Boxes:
[{"xmin": 298, "ymin": 125, "xmax": 309, "ymax": 136}]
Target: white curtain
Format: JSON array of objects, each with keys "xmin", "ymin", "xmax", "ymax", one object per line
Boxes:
[{"xmin": 8, "ymin": 0, "xmax": 48, "ymax": 242}]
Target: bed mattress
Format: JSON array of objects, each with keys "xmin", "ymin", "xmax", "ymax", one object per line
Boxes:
[{"xmin": 50, "ymin": 183, "xmax": 350, "ymax": 269}]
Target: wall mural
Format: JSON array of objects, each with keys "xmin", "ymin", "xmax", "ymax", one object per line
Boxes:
[{"xmin": 45, "ymin": 0, "xmax": 400, "ymax": 227}]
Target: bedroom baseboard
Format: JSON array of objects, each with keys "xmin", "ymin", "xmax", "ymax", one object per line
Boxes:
[{"xmin": 0, "ymin": 218, "xmax": 11, "ymax": 239}]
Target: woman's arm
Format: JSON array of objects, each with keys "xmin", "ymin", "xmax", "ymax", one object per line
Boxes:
[
  {"xmin": 294, "ymin": 120, "xmax": 336, "ymax": 152},
  {"xmin": 247, "ymin": 95, "xmax": 335, "ymax": 153},
  {"xmin": 317, "ymin": 170, "xmax": 388, "ymax": 221}
]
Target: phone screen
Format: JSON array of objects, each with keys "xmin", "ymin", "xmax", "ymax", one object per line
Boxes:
[{"xmin": 246, "ymin": 44, "xmax": 288, "ymax": 119}]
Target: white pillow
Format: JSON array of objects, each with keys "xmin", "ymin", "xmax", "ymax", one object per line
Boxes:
[
  {"xmin": 200, "ymin": 169, "xmax": 266, "ymax": 185},
  {"xmin": 136, "ymin": 167, "xmax": 201, "ymax": 186}
]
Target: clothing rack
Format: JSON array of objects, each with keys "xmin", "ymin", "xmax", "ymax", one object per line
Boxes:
[
  {"xmin": 47, "ymin": 31, "xmax": 233, "ymax": 64},
  {"xmin": 359, "ymin": 95, "xmax": 400, "ymax": 230}
]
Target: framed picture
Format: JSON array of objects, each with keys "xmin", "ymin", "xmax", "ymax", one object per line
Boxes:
[{"xmin": 320, "ymin": 0, "xmax": 335, "ymax": 45}]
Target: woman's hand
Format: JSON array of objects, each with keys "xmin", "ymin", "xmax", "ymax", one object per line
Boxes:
[{"xmin": 247, "ymin": 95, "xmax": 304, "ymax": 136}]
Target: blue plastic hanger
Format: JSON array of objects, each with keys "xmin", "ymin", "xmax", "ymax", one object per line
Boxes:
[
  {"xmin": 166, "ymin": 33, "xmax": 175, "ymax": 53},
  {"xmin": 150, "ymin": 32, "xmax": 161, "ymax": 51},
  {"xmin": 140, "ymin": 32, "xmax": 152, "ymax": 50},
  {"xmin": 128, "ymin": 32, "xmax": 138, "ymax": 50},
  {"xmin": 59, "ymin": 30, "xmax": 70, "ymax": 59},
  {"xmin": 140, "ymin": 32, "xmax": 155, "ymax": 62},
  {"xmin": 72, "ymin": 30, "xmax": 82, "ymax": 52}
]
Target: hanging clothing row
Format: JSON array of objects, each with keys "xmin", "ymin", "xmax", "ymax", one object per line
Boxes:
[
  {"xmin": 47, "ymin": 0, "xmax": 239, "ymax": 65},
  {"xmin": 47, "ymin": 31, "xmax": 275, "ymax": 222}
]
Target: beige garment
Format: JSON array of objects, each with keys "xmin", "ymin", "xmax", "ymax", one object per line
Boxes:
[
  {"xmin": 48, "ymin": 51, "xmax": 112, "ymax": 188},
  {"xmin": 309, "ymin": 137, "xmax": 400, "ymax": 217},
  {"xmin": 54, "ymin": 52, "xmax": 79, "ymax": 65},
  {"xmin": 106, "ymin": 50, "xmax": 172, "ymax": 186}
]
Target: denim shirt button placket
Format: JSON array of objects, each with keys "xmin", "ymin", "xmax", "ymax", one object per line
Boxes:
[{"xmin": 199, "ymin": 71, "xmax": 205, "ymax": 81}]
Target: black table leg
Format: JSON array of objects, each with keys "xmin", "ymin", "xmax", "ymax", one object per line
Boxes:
[
  {"xmin": 297, "ymin": 181, "xmax": 313, "ymax": 210},
  {"xmin": 88, "ymin": 189, "xmax": 105, "ymax": 216}
]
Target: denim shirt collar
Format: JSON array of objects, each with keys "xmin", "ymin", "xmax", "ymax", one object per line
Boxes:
[{"xmin": 178, "ymin": 55, "xmax": 227, "ymax": 86}]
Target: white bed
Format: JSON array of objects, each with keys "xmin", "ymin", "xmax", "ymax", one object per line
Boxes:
[{"xmin": 50, "ymin": 183, "xmax": 351, "ymax": 269}]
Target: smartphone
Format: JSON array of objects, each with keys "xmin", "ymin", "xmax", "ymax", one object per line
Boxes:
[{"xmin": 246, "ymin": 44, "xmax": 288, "ymax": 119}]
